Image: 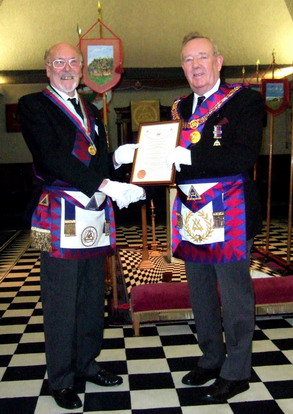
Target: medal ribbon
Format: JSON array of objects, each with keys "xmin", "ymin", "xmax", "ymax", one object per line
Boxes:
[
  {"xmin": 172, "ymin": 84, "xmax": 243, "ymax": 148},
  {"xmin": 43, "ymin": 86, "xmax": 96, "ymax": 152}
]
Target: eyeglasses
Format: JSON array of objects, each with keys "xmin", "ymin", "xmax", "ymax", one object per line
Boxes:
[{"xmin": 47, "ymin": 58, "xmax": 82, "ymax": 69}]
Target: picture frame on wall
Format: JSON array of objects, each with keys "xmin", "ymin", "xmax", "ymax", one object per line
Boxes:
[{"xmin": 5, "ymin": 104, "xmax": 21, "ymax": 133}]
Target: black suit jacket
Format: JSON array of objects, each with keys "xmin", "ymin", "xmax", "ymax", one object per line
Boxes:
[
  {"xmin": 175, "ymin": 85, "xmax": 264, "ymax": 239},
  {"xmin": 18, "ymin": 91, "xmax": 113, "ymax": 198}
]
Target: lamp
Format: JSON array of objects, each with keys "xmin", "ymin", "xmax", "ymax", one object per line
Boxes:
[{"xmin": 263, "ymin": 66, "xmax": 293, "ymax": 80}]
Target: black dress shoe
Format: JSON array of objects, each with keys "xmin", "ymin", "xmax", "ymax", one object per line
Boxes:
[
  {"xmin": 86, "ymin": 368, "xmax": 123, "ymax": 386},
  {"xmin": 182, "ymin": 366, "xmax": 221, "ymax": 385},
  {"xmin": 52, "ymin": 387, "xmax": 82, "ymax": 409},
  {"xmin": 201, "ymin": 377, "xmax": 250, "ymax": 403}
]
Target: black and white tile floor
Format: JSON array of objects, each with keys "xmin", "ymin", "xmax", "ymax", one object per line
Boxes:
[{"xmin": 0, "ymin": 225, "xmax": 293, "ymax": 413}]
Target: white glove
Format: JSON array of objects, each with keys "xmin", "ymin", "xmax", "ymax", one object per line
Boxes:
[
  {"xmin": 113, "ymin": 144, "xmax": 139, "ymax": 168},
  {"xmin": 166, "ymin": 146, "xmax": 192, "ymax": 172},
  {"xmin": 117, "ymin": 183, "xmax": 145, "ymax": 209},
  {"xmin": 100, "ymin": 179, "xmax": 146, "ymax": 209}
]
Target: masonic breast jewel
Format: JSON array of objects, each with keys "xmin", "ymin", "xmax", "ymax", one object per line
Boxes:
[
  {"xmin": 189, "ymin": 123, "xmax": 222, "ymax": 146},
  {"xmin": 213, "ymin": 124, "xmax": 222, "ymax": 146}
]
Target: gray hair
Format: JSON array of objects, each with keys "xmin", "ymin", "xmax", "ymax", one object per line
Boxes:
[
  {"xmin": 182, "ymin": 32, "xmax": 220, "ymax": 57},
  {"xmin": 44, "ymin": 43, "xmax": 83, "ymax": 64}
]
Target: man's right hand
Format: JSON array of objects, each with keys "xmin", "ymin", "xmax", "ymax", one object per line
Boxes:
[
  {"xmin": 99, "ymin": 179, "xmax": 146, "ymax": 209},
  {"xmin": 113, "ymin": 144, "xmax": 139, "ymax": 168}
]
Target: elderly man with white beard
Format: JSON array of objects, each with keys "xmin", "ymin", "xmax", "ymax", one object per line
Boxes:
[{"xmin": 18, "ymin": 42, "xmax": 144, "ymax": 410}]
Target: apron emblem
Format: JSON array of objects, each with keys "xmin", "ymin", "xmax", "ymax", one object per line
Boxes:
[
  {"xmin": 187, "ymin": 185, "xmax": 201, "ymax": 200},
  {"xmin": 39, "ymin": 194, "xmax": 49, "ymax": 206},
  {"xmin": 81, "ymin": 226, "xmax": 98, "ymax": 246},
  {"xmin": 184, "ymin": 210, "xmax": 213, "ymax": 243}
]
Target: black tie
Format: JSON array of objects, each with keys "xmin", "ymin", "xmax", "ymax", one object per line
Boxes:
[
  {"xmin": 68, "ymin": 98, "xmax": 83, "ymax": 120},
  {"xmin": 196, "ymin": 96, "xmax": 205, "ymax": 108}
]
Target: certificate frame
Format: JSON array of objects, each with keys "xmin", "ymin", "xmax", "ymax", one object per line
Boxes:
[{"xmin": 130, "ymin": 120, "xmax": 181, "ymax": 186}]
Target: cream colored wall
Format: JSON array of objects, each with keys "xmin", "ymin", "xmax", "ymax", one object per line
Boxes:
[
  {"xmin": 260, "ymin": 107, "xmax": 292, "ymax": 155},
  {"xmin": 1, "ymin": 81, "xmax": 291, "ymax": 165},
  {"xmin": 0, "ymin": 84, "xmax": 42, "ymax": 163},
  {"xmin": 0, "ymin": 0, "xmax": 292, "ymax": 70},
  {"xmin": 0, "ymin": 0, "xmax": 292, "ymax": 163},
  {"xmin": 0, "ymin": 83, "xmax": 191, "ymax": 163}
]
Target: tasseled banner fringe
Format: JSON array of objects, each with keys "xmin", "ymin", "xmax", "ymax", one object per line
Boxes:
[{"xmin": 31, "ymin": 228, "xmax": 51, "ymax": 252}]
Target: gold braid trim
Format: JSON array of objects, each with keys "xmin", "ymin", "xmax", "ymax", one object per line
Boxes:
[
  {"xmin": 171, "ymin": 99, "xmax": 181, "ymax": 121},
  {"xmin": 171, "ymin": 86, "xmax": 242, "ymax": 130},
  {"xmin": 31, "ymin": 227, "xmax": 52, "ymax": 252}
]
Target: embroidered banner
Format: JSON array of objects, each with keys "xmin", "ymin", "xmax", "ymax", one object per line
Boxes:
[{"xmin": 79, "ymin": 20, "xmax": 123, "ymax": 94}]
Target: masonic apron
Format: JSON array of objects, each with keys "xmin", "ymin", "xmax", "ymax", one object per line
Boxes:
[
  {"xmin": 171, "ymin": 84, "xmax": 248, "ymax": 264},
  {"xmin": 30, "ymin": 86, "xmax": 115, "ymax": 259}
]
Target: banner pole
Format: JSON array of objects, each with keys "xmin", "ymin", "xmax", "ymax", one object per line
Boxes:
[
  {"xmin": 286, "ymin": 107, "xmax": 293, "ymax": 265},
  {"xmin": 97, "ymin": 1, "xmax": 109, "ymax": 149},
  {"xmin": 102, "ymin": 92, "xmax": 110, "ymax": 150},
  {"xmin": 97, "ymin": 1, "xmax": 103, "ymax": 37}
]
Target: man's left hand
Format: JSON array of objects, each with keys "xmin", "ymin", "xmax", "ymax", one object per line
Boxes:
[{"xmin": 166, "ymin": 146, "xmax": 192, "ymax": 172}]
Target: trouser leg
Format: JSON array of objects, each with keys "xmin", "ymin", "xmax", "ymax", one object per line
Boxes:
[
  {"xmin": 185, "ymin": 261, "xmax": 226, "ymax": 369},
  {"xmin": 40, "ymin": 254, "xmax": 107, "ymax": 388},
  {"xmin": 75, "ymin": 256, "xmax": 106, "ymax": 377},
  {"xmin": 216, "ymin": 241, "xmax": 255, "ymax": 380},
  {"xmin": 186, "ymin": 240, "xmax": 255, "ymax": 380},
  {"xmin": 40, "ymin": 252, "xmax": 78, "ymax": 390}
]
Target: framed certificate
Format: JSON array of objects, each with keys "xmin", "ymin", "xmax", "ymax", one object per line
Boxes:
[{"xmin": 130, "ymin": 120, "xmax": 181, "ymax": 185}]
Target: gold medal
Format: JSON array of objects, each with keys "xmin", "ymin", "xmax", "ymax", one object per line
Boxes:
[
  {"xmin": 190, "ymin": 130, "xmax": 201, "ymax": 144},
  {"xmin": 88, "ymin": 145, "xmax": 97, "ymax": 155}
]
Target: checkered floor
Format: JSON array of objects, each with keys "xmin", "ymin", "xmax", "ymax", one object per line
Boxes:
[
  {"xmin": 253, "ymin": 220, "xmax": 293, "ymax": 267},
  {"xmin": 116, "ymin": 221, "xmax": 292, "ymax": 296},
  {"xmin": 0, "ymin": 225, "xmax": 293, "ymax": 413}
]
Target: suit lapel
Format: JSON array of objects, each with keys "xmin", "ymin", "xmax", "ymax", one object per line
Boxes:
[{"xmin": 179, "ymin": 93, "xmax": 194, "ymax": 121}]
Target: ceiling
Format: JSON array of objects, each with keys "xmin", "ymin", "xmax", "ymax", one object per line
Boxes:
[{"xmin": 0, "ymin": 0, "xmax": 292, "ymax": 73}]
